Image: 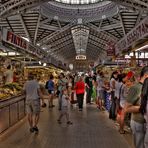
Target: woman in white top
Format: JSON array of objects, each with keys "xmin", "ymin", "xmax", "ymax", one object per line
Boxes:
[{"xmin": 140, "ymin": 78, "xmax": 148, "ymax": 147}]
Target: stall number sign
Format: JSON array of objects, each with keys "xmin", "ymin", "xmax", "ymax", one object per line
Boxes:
[
  {"xmin": 76, "ymin": 55, "xmax": 86, "ymax": 60},
  {"xmin": 115, "ymin": 17, "xmax": 148, "ymax": 55}
]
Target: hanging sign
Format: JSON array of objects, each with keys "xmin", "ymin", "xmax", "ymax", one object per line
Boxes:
[
  {"xmin": 106, "ymin": 42, "xmax": 115, "ymax": 56},
  {"xmin": 76, "ymin": 55, "xmax": 86, "ymax": 60},
  {"xmin": 115, "ymin": 17, "xmax": 148, "ymax": 55},
  {"xmin": 2, "ymin": 28, "xmax": 28, "ymax": 50}
]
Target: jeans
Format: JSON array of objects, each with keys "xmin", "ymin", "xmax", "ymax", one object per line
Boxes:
[
  {"xmin": 130, "ymin": 120, "xmax": 145, "ymax": 148},
  {"xmin": 86, "ymin": 87, "xmax": 92, "ymax": 103},
  {"xmin": 76, "ymin": 93, "xmax": 84, "ymax": 109}
]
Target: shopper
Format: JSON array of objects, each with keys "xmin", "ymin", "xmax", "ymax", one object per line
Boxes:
[
  {"xmin": 97, "ymin": 71, "xmax": 105, "ymax": 110},
  {"xmin": 75, "ymin": 76, "xmax": 85, "ymax": 111},
  {"xmin": 57, "ymin": 88, "xmax": 73, "ymax": 125},
  {"xmin": 38, "ymin": 77, "xmax": 47, "ymax": 107},
  {"xmin": 58, "ymin": 73, "xmax": 68, "ymax": 110},
  {"xmin": 115, "ymin": 74, "xmax": 123, "ymax": 114},
  {"xmin": 46, "ymin": 74, "xmax": 55, "ymax": 108},
  {"xmin": 68, "ymin": 75, "xmax": 73, "ymax": 100},
  {"xmin": 91, "ymin": 73, "xmax": 97, "ymax": 103},
  {"xmin": 140, "ymin": 78, "xmax": 148, "ymax": 148},
  {"xmin": 3, "ymin": 65, "xmax": 13, "ymax": 84},
  {"xmin": 124, "ymin": 66, "xmax": 148, "ymax": 148},
  {"xmin": 117, "ymin": 73, "xmax": 134, "ymax": 134},
  {"xmin": 85, "ymin": 71, "xmax": 93, "ymax": 104},
  {"xmin": 109, "ymin": 71, "xmax": 118, "ymax": 120},
  {"xmin": 23, "ymin": 74, "xmax": 41, "ymax": 134}
]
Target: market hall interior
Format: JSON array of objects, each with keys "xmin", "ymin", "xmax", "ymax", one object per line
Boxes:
[{"xmin": 0, "ymin": 0, "xmax": 148, "ymax": 148}]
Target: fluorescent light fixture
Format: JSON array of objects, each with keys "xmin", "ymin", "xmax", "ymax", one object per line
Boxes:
[
  {"xmin": 102, "ymin": 15, "xmax": 106, "ymax": 19},
  {"xmin": 125, "ymin": 52, "xmax": 148, "ymax": 59},
  {"xmin": 9, "ymin": 52, "xmax": 20, "ymax": 56},
  {"xmin": 135, "ymin": 44, "xmax": 148, "ymax": 51},
  {"xmin": 39, "ymin": 61, "xmax": 42, "ymax": 65},
  {"xmin": 0, "ymin": 52, "xmax": 20, "ymax": 56},
  {"xmin": 37, "ymin": 43, "xmax": 40, "ymax": 46},
  {"xmin": 43, "ymin": 63, "xmax": 47, "ymax": 66},
  {"xmin": 42, "ymin": 47, "xmax": 47, "ymax": 50},
  {"xmin": 54, "ymin": 16, "xmax": 59, "ymax": 20},
  {"xmin": 22, "ymin": 37, "xmax": 30, "ymax": 42},
  {"xmin": 0, "ymin": 52, "xmax": 7, "ymax": 56}
]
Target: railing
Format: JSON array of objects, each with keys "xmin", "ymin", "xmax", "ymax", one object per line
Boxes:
[{"xmin": 0, "ymin": 95, "xmax": 26, "ymax": 134}]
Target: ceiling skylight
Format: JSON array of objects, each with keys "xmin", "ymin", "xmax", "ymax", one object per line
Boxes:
[{"xmin": 71, "ymin": 25, "xmax": 89, "ymax": 55}]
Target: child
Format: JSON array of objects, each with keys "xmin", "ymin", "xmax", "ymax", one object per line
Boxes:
[{"xmin": 57, "ymin": 88, "xmax": 73, "ymax": 125}]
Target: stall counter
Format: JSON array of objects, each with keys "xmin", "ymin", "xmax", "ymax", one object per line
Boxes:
[{"xmin": 0, "ymin": 95, "xmax": 26, "ymax": 134}]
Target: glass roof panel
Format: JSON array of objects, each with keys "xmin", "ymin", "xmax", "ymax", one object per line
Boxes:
[{"xmin": 55, "ymin": 0, "xmax": 104, "ymax": 4}]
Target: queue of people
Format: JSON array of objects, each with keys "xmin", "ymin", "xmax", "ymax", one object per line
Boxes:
[
  {"xmin": 107, "ymin": 66, "xmax": 148, "ymax": 148},
  {"xmin": 22, "ymin": 66, "xmax": 148, "ymax": 148}
]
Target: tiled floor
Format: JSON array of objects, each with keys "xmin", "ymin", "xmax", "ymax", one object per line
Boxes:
[{"xmin": 0, "ymin": 100, "xmax": 133, "ymax": 148}]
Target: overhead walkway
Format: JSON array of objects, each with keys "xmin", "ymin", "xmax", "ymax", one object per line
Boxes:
[{"xmin": 0, "ymin": 102, "xmax": 133, "ymax": 148}]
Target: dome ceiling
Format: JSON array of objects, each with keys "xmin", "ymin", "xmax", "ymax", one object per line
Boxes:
[
  {"xmin": 42, "ymin": 1, "xmax": 118, "ymax": 23},
  {"xmin": 0, "ymin": 0, "xmax": 148, "ymax": 70}
]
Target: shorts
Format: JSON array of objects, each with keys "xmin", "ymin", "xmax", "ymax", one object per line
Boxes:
[
  {"xmin": 48, "ymin": 90, "xmax": 54, "ymax": 94},
  {"xmin": 97, "ymin": 90, "xmax": 105, "ymax": 100},
  {"xmin": 61, "ymin": 106, "xmax": 68, "ymax": 114},
  {"xmin": 26, "ymin": 99, "xmax": 40, "ymax": 114}
]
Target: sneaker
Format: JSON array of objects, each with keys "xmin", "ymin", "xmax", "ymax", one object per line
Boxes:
[
  {"xmin": 33, "ymin": 126, "xmax": 39, "ymax": 134},
  {"xmin": 67, "ymin": 121, "xmax": 73, "ymax": 125},
  {"xmin": 29, "ymin": 128, "xmax": 34, "ymax": 133}
]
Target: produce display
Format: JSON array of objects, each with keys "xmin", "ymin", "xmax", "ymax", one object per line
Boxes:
[{"xmin": 0, "ymin": 83, "xmax": 23, "ymax": 100}]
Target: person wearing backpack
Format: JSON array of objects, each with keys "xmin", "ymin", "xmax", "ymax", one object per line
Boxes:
[{"xmin": 46, "ymin": 74, "xmax": 55, "ymax": 108}]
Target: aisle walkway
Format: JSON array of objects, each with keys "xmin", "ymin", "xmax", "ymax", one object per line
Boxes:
[{"xmin": 0, "ymin": 102, "xmax": 132, "ymax": 148}]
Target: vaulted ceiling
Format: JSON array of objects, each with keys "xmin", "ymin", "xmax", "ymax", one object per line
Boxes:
[{"xmin": 0, "ymin": 0, "xmax": 148, "ymax": 69}]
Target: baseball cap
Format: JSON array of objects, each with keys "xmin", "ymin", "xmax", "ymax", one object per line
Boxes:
[{"xmin": 126, "ymin": 71, "xmax": 134, "ymax": 79}]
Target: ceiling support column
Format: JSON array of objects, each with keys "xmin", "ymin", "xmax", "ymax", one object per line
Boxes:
[
  {"xmin": 34, "ymin": 13, "xmax": 41, "ymax": 44},
  {"xmin": 19, "ymin": 14, "xmax": 32, "ymax": 42}
]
